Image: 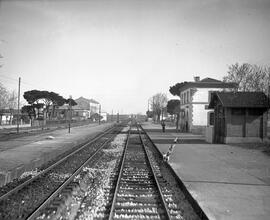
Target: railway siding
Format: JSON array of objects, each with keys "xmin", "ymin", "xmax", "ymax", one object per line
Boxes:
[
  {"xmin": 0, "ymin": 125, "xmax": 121, "ymax": 219},
  {"xmin": 0, "ymin": 123, "xmax": 114, "ymax": 187}
]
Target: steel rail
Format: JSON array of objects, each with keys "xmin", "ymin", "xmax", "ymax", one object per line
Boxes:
[
  {"xmin": 26, "ymin": 127, "xmax": 119, "ymax": 220},
  {"xmin": 108, "ymin": 124, "xmax": 171, "ymax": 220},
  {"xmin": 108, "ymin": 126, "xmax": 131, "ymax": 220},
  {"xmin": 139, "ymin": 124, "xmax": 209, "ymax": 220},
  {"xmin": 137, "ymin": 126, "xmax": 172, "ymax": 220},
  {"xmin": 0, "ymin": 125, "xmax": 116, "ymax": 202}
]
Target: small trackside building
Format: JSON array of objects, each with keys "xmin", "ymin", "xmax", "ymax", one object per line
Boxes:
[
  {"xmin": 208, "ymin": 91, "xmax": 269, "ymax": 144},
  {"xmin": 178, "ymin": 77, "xmax": 236, "ymax": 134}
]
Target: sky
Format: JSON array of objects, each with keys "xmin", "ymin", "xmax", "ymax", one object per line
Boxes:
[{"xmin": 0, "ymin": 0, "xmax": 270, "ymax": 114}]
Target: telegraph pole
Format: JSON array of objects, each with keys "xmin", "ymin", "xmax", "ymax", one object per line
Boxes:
[
  {"xmin": 99, "ymin": 104, "xmax": 101, "ymax": 125},
  {"xmin": 68, "ymin": 96, "xmax": 72, "ymax": 133},
  {"xmin": 17, "ymin": 77, "xmax": 21, "ymax": 133}
]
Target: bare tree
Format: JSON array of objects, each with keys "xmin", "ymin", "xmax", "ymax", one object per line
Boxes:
[
  {"xmin": 167, "ymin": 99, "xmax": 180, "ymax": 129},
  {"xmin": 0, "ymin": 83, "xmax": 18, "ymax": 125},
  {"xmin": 223, "ymin": 63, "xmax": 252, "ymax": 91},
  {"xmin": 223, "ymin": 63, "xmax": 270, "ymax": 93},
  {"xmin": 0, "ymin": 83, "xmax": 8, "ymax": 105},
  {"xmin": 151, "ymin": 93, "xmax": 167, "ymax": 122}
]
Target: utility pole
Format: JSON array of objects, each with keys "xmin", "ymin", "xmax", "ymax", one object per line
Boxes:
[
  {"xmin": 17, "ymin": 77, "xmax": 21, "ymax": 133},
  {"xmin": 152, "ymin": 96, "xmax": 155, "ymax": 122},
  {"xmin": 99, "ymin": 104, "xmax": 101, "ymax": 125},
  {"xmin": 68, "ymin": 96, "xmax": 72, "ymax": 133},
  {"xmin": 89, "ymin": 102, "xmax": 91, "ymax": 121}
]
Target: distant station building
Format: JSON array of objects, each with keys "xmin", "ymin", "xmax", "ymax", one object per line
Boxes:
[
  {"xmin": 178, "ymin": 77, "xmax": 236, "ymax": 134},
  {"xmin": 54, "ymin": 96, "xmax": 100, "ymax": 121},
  {"xmin": 75, "ymin": 97, "xmax": 99, "ymax": 117},
  {"xmin": 71, "ymin": 97, "xmax": 99, "ymax": 120},
  {"xmin": 207, "ymin": 91, "xmax": 269, "ymax": 143}
]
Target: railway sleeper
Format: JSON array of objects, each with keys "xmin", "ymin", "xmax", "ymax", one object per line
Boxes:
[
  {"xmin": 115, "ymin": 203, "xmax": 160, "ymax": 208},
  {"xmin": 113, "ymin": 213, "xmax": 167, "ymax": 220},
  {"xmin": 116, "ymin": 197, "xmax": 161, "ymax": 204},
  {"xmin": 119, "ymin": 185, "xmax": 154, "ymax": 190},
  {"xmin": 114, "ymin": 207, "xmax": 160, "ymax": 214},
  {"xmin": 118, "ymin": 190, "xmax": 158, "ymax": 196},
  {"xmin": 120, "ymin": 179, "xmax": 153, "ymax": 182},
  {"xmin": 118, "ymin": 188, "xmax": 157, "ymax": 193}
]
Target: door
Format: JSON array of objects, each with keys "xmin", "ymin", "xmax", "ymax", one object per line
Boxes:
[{"xmin": 214, "ymin": 105, "xmax": 225, "ymax": 143}]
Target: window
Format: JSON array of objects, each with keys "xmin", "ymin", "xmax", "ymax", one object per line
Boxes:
[
  {"xmin": 181, "ymin": 94, "xmax": 183, "ymax": 104},
  {"xmin": 184, "ymin": 93, "xmax": 186, "ymax": 104},
  {"xmin": 187, "ymin": 91, "xmax": 189, "ymax": 103},
  {"xmin": 209, "ymin": 112, "xmax": 214, "ymax": 126}
]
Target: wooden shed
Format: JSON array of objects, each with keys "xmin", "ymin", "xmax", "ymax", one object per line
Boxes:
[{"xmin": 208, "ymin": 92, "xmax": 269, "ymax": 143}]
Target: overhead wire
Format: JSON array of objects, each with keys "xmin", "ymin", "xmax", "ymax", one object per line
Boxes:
[{"xmin": 0, "ymin": 74, "xmax": 48, "ymax": 91}]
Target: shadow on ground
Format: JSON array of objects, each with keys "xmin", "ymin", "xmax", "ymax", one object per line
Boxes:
[
  {"xmin": 152, "ymin": 139, "xmax": 207, "ymax": 144},
  {"xmin": 143, "ymin": 128, "xmax": 181, "ymax": 133}
]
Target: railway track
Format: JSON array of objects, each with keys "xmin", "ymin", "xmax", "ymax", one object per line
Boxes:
[
  {"xmin": 0, "ymin": 124, "xmax": 124, "ymax": 220},
  {"xmin": 108, "ymin": 125, "xmax": 171, "ymax": 219},
  {"xmin": 78, "ymin": 123, "xmax": 200, "ymax": 220},
  {"xmin": 0, "ymin": 122, "xmax": 205, "ymax": 220},
  {"xmin": 60, "ymin": 123, "xmax": 201, "ymax": 220}
]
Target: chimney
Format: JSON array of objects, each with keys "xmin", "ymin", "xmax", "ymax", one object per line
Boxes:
[{"xmin": 194, "ymin": 76, "xmax": 200, "ymax": 82}]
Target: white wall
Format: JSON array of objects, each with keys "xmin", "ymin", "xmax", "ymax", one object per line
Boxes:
[
  {"xmin": 90, "ymin": 103, "xmax": 99, "ymax": 114},
  {"xmin": 191, "ymin": 88, "xmax": 224, "ymax": 126},
  {"xmin": 192, "ymin": 87, "xmax": 224, "ymax": 103},
  {"xmin": 181, "ymin": 87, "xmax": 226, "ymax": 128},
  {"xmin": 192, "ymin": 104, "xmax": 211, "ymax": 126}
]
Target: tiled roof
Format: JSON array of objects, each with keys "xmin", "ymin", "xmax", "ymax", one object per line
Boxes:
[
  {"xmin": 209, "ymin": 92, "xmax": 269, "ymax": 108},
  {"xmin": 75, "ymin": 97, "xmax": 99, "ymax": 104},
  {"xmin": 200, "ymin": 77, "xmax": 222, "ymax": 83},
  {"xmin": 179, "ymin": 77, "xmax": 237, "ymax": 92}
]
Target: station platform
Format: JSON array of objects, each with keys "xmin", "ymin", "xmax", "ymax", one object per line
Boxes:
[
  {"xmin": 0, "ymin": 123, "xmax": 114, "ymax": 186},
  {"xmin": 141, "ymin": 122, "xmax": 270, "ymax": 220}
]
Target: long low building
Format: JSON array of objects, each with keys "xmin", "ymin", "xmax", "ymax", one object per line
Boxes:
[{"xmin": 207, "ymin": 91, "xmax": 269, "ymax": 143}]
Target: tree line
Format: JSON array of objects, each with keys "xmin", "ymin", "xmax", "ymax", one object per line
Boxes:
[
  {"xmin": 22, "ymin": 90, "xmax": 77, "ymax": 123},
  {"xmin": 223, "ymin": 63, "xmax": 270, "ymax": 92},
  {"xmin": 0, "ymin": 83, "xmax": 77, "ymax": 125}
]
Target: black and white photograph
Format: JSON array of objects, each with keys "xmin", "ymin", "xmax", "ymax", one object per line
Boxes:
[{"xmin": 0, "ymin": 0, "xmax": 270, "ymax": 219}]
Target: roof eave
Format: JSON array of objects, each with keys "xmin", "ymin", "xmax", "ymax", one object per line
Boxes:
[{"xmin": 179, "ymin": 82, "xmax": 237, "ymax": 92}]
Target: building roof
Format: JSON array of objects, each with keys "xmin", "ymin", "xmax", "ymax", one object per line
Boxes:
[
  {"xmin": 200, "ymin": 77, "xmax": 222, "ymax": 83},
  {"xmin": 208, "ymin": 92, "xmax": 270, "ymax": 108},
  {"xmin": 73, "ymin": 96, "xmax": 99, "ymax": 110},
  {"xmin": 75, "ymin": 97, "xmax": 99, "ymax": 104},
  {"xmin": 179, "ymin": 77, "xmax": 237, "ymax": 92},
  {"xmin": 89, "ymin": 98, "xmax": 99, "ymax": 104}
]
